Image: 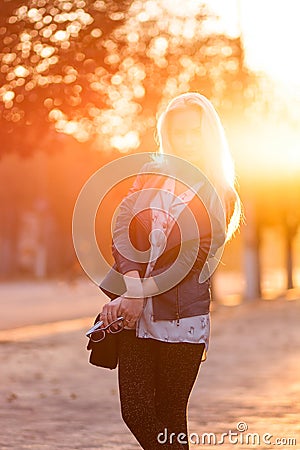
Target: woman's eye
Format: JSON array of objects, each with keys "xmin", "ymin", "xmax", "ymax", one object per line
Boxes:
[{"xmin": 174, "ymin": 129, "xmax": 201, "ymax": 137}]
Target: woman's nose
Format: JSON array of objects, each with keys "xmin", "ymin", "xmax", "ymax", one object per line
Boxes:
[{"xmin": 183, "ymin": 134, "xmax": 192, "ymax": 146}]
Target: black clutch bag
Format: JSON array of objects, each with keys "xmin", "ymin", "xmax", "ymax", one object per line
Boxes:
[
  {"xmin": 86, "ymin": 266, "xmax": 127, "ymax": 370},
  {"xmin": 86, "ymin": 312, "xmax": 120, "ymax": 370}
]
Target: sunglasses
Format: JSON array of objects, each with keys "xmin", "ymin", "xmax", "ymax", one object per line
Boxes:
[{"xmin": 86, "ymin": 316, "xmax": 125, "ymax": 342}]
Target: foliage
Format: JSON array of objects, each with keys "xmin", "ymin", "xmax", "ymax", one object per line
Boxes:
[{"xmin": 0, "ymin": 0, "xmax": 257, "ymax": 156}]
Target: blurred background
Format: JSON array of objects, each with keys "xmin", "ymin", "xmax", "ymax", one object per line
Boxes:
[{"xmin": 0, "ymin": 0, "xmax": 300, "ymax": 314}]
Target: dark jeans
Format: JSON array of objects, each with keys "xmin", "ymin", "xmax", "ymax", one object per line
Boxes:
[{"xmin": 118, "ymin": 329, "xmax": 205, "ymax": 449}]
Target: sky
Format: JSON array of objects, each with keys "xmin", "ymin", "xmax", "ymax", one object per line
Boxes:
[
  {"xmin": 206, "ymin": 0, "xmax": 300, "ymax": 87},
  {"xmin": 196, "ymin": 0, "xmax": 300, "ymax": 180}
]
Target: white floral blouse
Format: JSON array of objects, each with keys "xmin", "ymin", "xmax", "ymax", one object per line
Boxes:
[{"xmin": 124, "ymin": 176, "xmax": 210, "ymax": 363}]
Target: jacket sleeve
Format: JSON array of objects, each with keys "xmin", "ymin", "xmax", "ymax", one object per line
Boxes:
[{"xmin": 111, "ymin": 162, "xmax": 151, "ymax": 275}]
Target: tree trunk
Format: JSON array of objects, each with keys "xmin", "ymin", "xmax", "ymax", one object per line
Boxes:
[
  {"xmin": 284, "ymin": 214, "xmax": 297, "ymax": 290},
  {"xmin": 243, "ymin": 199, "xmax": 262, "ymax": 301}
]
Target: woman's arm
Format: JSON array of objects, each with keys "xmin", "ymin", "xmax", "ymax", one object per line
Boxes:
[
  {"xmin": 142, "ymin": 276, "xmax": 160, "ymax": 296},
  {"xmin": 116, "ymin": 269, "xmax": 146, "ymax": 328},
  {"xmin": 122, "ymin": 270, "xmax": 161, "ymax": 298},
  {"xmin": 123, "ymin": 270, "xmax": 144, "ymax": 298},
  {"xmin": 100, "ymin": 269, "xmax": 145, "ymax": 328},
  {"xmin": 111, "ymin": 162, "xmax": 151, "ymax": 276}
]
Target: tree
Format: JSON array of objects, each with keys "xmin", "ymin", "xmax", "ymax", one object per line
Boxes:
[
  {"xmin": 0, "ymin": 0, "xmax": 132, "ymax": 156},
  {"xmin": 0, "ymin": 0, "xmax": 264, "ymax": 281},
  {"xmin": 0, "ymin": 0, "xmax": 258, "ymax": 156}
]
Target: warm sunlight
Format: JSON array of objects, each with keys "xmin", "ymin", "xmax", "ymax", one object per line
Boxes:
[
  {"xmin": 0, "ymin": 2, "xmax": 300, "ymax": 447},
  {"xmin": 207, "ymin": 0, "xmax": 300, "ymax": 86},
  {"xmin": 201, "ymin": 0, "xmax": 300, "ymax": 181}
]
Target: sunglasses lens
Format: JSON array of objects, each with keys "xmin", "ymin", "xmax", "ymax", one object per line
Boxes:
[
  {"xmin": 109, "ymin": 319, "xmax": 124, "ymax": 333},
  {"xmin": 90, "ymin": 329, "xmax": 105, "ymax": 342}
]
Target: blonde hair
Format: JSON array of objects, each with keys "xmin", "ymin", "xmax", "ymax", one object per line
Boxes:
[{"xmin": 152, "ymin": 92, "xmax": 244, "ymax": 242}]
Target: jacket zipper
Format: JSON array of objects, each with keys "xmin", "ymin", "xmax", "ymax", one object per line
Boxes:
[{"xmin": 175, "ymin": 285, "xmax": 180, "ymax": 326}]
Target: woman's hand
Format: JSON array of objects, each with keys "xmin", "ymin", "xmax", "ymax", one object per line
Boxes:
[
  {"xmin": 99, "ymin": 293, "xmax": 144, "ymax": 330},
  {"xmin": 99, "ymin": 296, "xmax": 123, "ymax": 331},
  {"xmin": 119, "ymin": 270, "xmax": 145, "ymax": 328},
  {"xmin": 118, "ymin": 295, "xmax": 145, "ymax": 328},
  {"xmin": 100, "ymin": 270, "xmax": 145, "ymax": 330}
]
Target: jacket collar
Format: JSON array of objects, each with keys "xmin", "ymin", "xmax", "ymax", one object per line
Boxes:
[{"xmin": 131, "ymin": 173, "xmax": 206, "ymax": 250}]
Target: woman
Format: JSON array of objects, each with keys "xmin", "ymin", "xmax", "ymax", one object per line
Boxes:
[{"xmin": 99, "ymin": 92, "xmax": 243, "ymax": 449}]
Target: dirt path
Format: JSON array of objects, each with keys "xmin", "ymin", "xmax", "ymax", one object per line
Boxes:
[
  {"xmin": 0, "ymin": 278, "xmax": 102, "ymax": 330},
  {"xmin": 0, "ymin": 284, "xmax": 299, "ymax": 449}
]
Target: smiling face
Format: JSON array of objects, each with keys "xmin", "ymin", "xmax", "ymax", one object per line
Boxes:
[{"xmin": 167, "ymin": 106, "xmax": 203, "ymax": 165}]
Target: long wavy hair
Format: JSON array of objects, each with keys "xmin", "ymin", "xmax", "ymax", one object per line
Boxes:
[{"xmin": 151, "ymin": 92, "xmax": 244, "ymax": 242}]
